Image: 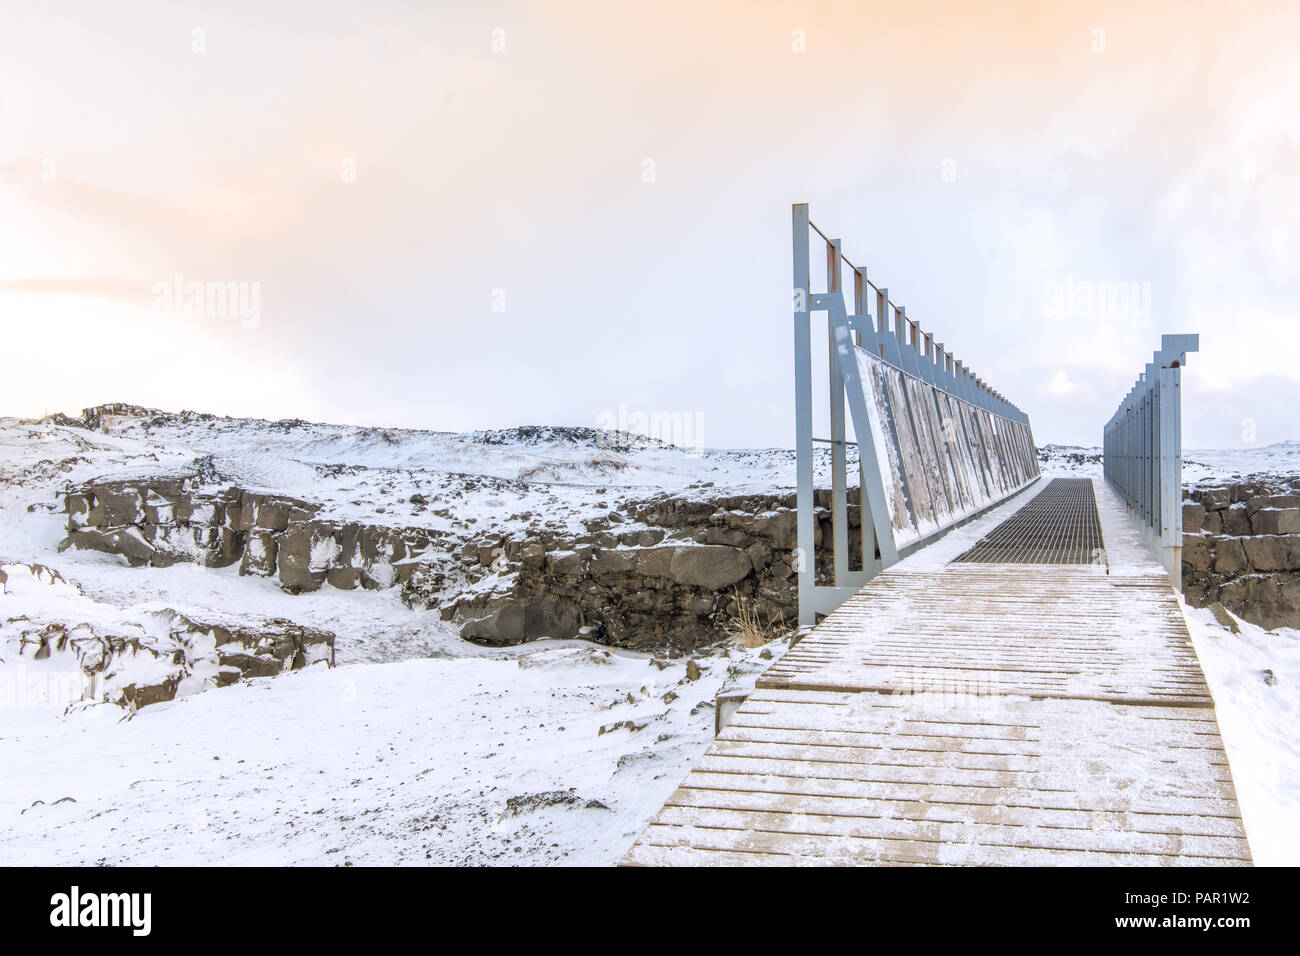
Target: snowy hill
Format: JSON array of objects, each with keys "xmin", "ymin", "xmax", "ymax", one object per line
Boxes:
[{"xmin": 2, "ymin": 404, "xmax": 1298, "ymax": 865}]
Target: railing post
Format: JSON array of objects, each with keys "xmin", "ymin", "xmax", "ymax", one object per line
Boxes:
[
  {"xmin": 1103, "ymin": 334, "xmax": 1197, "ymax": 585},
  {"xmin": 827, "ymin": 238, "xmax": 850, "ymax": 586},
  {"xmin": 793, "ymin": 204, "xmax": 815, "ymax": 625}
]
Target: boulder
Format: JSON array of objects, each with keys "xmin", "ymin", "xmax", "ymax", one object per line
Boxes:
[
  {"xmin": 277, "ymin": 521, "xmax": 330, "ymax": 593},
  {"xmin": 460, "ymin": 599, "xmax": 527, "ymax": 645},
  {"xmin": 588, "ymin": 548, "xmax": 640, "ymax": 577},
  {"xmin": 519, "ymin": 543, "xmax": 547, "ymax": 569},
  {"xmin": 547, "ymin": 549, "xmax": 588, "ymax": 577},
  {"xmin": 1197, "ymin": 488, "xmax": 1230, "ymax": 511},
  {"xmin": 59, "ymin": 527, "xmax": 155, "ymax": 567},
  {"xmin": 523, "ymin": 598, "xmax": 583, "ymax": 640},
  {"xmin": 1182, "ymin": 502, "xmax": 1206, "ymax": 535},
  {"xmin": 1242, "ymin": 535, "xmax": 1300, "ymax": 572},
  {"xmin": 746, "ymin": 510, "xmax": 798, "ymax": 551},
  {"xmin": 668, "ymin": 545, "xmax": 753, "ymax": 590},
  {"xmin": 1211, "ymin": 537, "xmax": 1248, "ymax": 576},
  {"xmin": 635, "ymin": 545, "xmax": 678, "ymax": 579},
  {"xmin": 1222, "ymin": 504, "xmax": 1251, "ymax": 536},
  {"xmin": 204, "ymin": 527, "xmax": 243, "ymax": 569},
  {"xmin": 1246, "ymin": 494, "xmax": 1300, "ymax": 516},
  {"xmin": 239, "ymin": 531, "xmax": 278, "ymax": 576},
  {"xmin": 1252, "ymin": 508, "xmax": 1300, "ymax": 535},
  {"xmin": 65, "ymin": 493, "xmax": 92, "ymax": 531}
]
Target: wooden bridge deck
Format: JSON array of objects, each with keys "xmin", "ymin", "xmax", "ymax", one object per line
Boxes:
[{"xmin": 621, "ymin": 478, "xmax": 1252, "ymax": 866}]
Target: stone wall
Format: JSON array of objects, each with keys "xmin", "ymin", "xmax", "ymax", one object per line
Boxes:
[
  {"xmin": 439, "ymin": 490, "xmax": 855, "ymax": 651},
  {"xmin": 1182, "ymin": 478, "xmax": 1300, "ymax": 630},
  {"xmin": 61, "ymin": 478, "xmax": 863, "ymax": 651}
]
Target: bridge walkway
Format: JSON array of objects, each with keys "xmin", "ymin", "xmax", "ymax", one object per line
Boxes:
[{"xmin": 621, "ymin": 477, "xmax": 1252, "ymax": 866}]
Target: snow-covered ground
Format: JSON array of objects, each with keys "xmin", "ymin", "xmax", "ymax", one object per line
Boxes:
[
  {"xmin": 1184, "ymin": 604, "xmax": 1300, "ymax": 866},
  {"xmin": 2, "ymin": 409, "xmax": 1298, "ymax": 865},
  {"xmin": 0, "ymin": 409, "xmax": 796, "ymax": 866},
  {"xmin": 1039, "ymin": 439, "xmax": 1300, "ymax": 485}
]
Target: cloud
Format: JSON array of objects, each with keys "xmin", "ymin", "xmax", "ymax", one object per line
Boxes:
[{"xmin": 1045, "ymin": 369, "xmax": 1078, "ymax": 396}]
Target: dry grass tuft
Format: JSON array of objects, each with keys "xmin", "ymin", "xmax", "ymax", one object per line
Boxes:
[{"xmin": 727, "ymin": 588, "xmax": 785, "ymax": 648}]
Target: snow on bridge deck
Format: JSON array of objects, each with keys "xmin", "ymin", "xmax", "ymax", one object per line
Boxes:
[{"xmin": 621, "ymin": 478, "xmax": 1252, "ymax": 866}]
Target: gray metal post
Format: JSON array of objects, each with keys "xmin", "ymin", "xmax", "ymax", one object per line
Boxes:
[
  {"xmin": 827, "ymin": 239, "xmax": 850, "ymax": 584},
  {"xmin": 793, "ymin": 204, "xmax": 815, "ymax": 624}
]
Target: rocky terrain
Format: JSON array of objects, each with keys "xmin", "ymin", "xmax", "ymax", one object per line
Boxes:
[
  {"xmin": 2, "ymin": 404, "xmax": 862, "ymax": 715},
  {"xmin": 1182, "ymin": 478, "xmax": 1300, "ymax": 630},
  {"xmin": 1, "ymin": 562, "xmax": 334, "ymax": 710},
  {"xmin": 15, "ymin": 404, "xmax": 881, "ymax": 663},
  {"xmin": 1040, "ymin": 443, "xmax": 1300, "ymax": 632},
  {"xmin": 3, "ymin": 408, "xmax": 1299, "ymax": 866}
]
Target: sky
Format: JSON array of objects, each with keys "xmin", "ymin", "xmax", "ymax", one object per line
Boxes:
[{"xmin": 1, "ymin": 0, "xmax": 1297, "ymax": 449}]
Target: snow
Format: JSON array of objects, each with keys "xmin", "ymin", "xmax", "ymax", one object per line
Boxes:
[
  {"xmin": 0, "ymin": 410, "xmax": 786, "ymax": 865},
  {"xmin": 0, "ymin": 642, "xmax": 774, "ymax": 865},
  {"xmin": 2, "ymin": 407, "xmax": 1298, "ymax": 865},
  {"xmin": 1183, "ymin": 604, "xmax": 1300, "ymax": 866}
]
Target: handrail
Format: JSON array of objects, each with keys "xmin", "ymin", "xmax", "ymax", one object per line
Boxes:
[
  {"xmin": 805, "ymin": 215, "xmax": 1029, "ymax": 423},
  {"xmin": 1102, "ymin": 334, "xmax": 1199, "ymax": 584},
  {"xmin": 793, "ymin": 202, "xmax": 1040, "ymax": 624}
]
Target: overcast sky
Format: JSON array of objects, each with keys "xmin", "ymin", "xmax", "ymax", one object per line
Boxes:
[{"xmin": 2, "ymin": 0, "xmax": 1297, "ymax": 449}]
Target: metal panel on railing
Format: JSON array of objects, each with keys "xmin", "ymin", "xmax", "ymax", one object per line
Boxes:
[
  {"xmin": 793, "ymin": 203, "xmax": 1040, "ymax": 624},
  {"xmin": 1103, "ymin": 334, "xmax": 1199, "ymax": 584}
]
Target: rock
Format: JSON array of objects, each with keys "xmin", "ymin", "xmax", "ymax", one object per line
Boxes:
[
  {"xmin": 277, "ymin": 521, "xmax": 332, "ymax": 593},
  {"xmin": 238, "ymin": 530, "xmax": 277, "ymax": 577},
  {"xmin": 519, "ymin": 543, "xmax": 546, "ymax": 569},
  {"xmin": 1197, "ymin": 488, "xmax": 1230, "ymax": 511},
  {"xmin": 1251, "ymin": 508, "xmax": 1300, "ymax": 535},
  {"xmin": 668, "ymin": 545, "xmax": 753, "ymax": 590},
  {"xmin": 327, "ymin": 567, "xmax": 362, "ymax": 589},
  {"xmin": 523, "ymin": 598, "xmax": 582, "ymax": 640},
  {"xmin": 1245, "ymin": 494, "xmax": 1300, "ymax": 516},
  {"xmin": 1222, "ymin": 504, "xmax": 1251, "ymax": 536},
  {"xmin": 1208, "ymin": 602, "xmax": 1241, "ymax": 634},
  {"xmin": 87, "ymin": 483, "xmax": 141, "ymax": 526},
  {"xmin": 65, "ymin": 493, "xmax": 92, "ymax": 530},
  {"xmin": 409, "ymin": 493, "xmax": 428, "ymax": 505},
  {"xmin": 60, "ymin": 527, "xmax": 155, "ymax": 567},
  {"xmin": 588, "ymin": 548, "xmax": 639, "ymax": 577},
  {"xmin": 120, "ymin": 676, "xmax": 181, "ymax": 709},
  {"xmin": 217, "ymin": 651, "xmax": 284, "ymax": 679},
  {"xmin": 546, "ymin": 550, "xmax": 587, "ymax": 577},
  {"xmin": 1243, "ymin": 534, "xmax": 1300, "ymax": 572},
  {"xmin": 1182, "ymin": 502, "xmax": 1206, "ymax": 534},
  {"xmin": 254, "ymin": 498, "xmax": 294, "ymax": 532},
  {"xmin": 1211, "ymin": 537, "xmax": 1248, "ymax": 576},
  {"xmin": 460, "ymin": 599, "xmax": 527, "ymax": 645},
  {"xmin": 745, "ymin": 509, "xmax": 798, "ymax": 550},
  {"xmin": 1202, "ymin": 511, "xmax": 1223, "ymax": 534},
  {"xmin": 635, "ymin": 545, "xmax": 678, "ymax": 579},
  {"xmin": 205, "ymin": 527, "xmax": 243, "ymax": 569},
  {"xmin": 702, "ymin": 526, "xmax": 751, "ymax": 548}
]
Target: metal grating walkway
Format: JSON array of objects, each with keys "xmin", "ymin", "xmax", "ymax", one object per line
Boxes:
[{"xmin": 952, "ymin": 478, "xmax": 1103, "ymax": 564}]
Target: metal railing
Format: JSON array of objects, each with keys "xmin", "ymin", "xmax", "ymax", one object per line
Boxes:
[
  {"xmin": 1103, "ymin": 334, "xmax": 1199, "ymax": 584},
  {"xmin": 793, "ymin": 203, "xmax": 1039, "ymax": 623}
]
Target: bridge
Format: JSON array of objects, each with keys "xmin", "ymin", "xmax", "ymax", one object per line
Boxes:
[{"xmin": 620, "ymin": 206, "xmax": 1250, "ymax": 866}]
